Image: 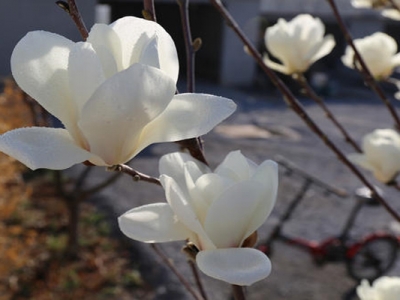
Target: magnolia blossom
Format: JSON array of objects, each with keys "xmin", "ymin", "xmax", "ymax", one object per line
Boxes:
[
  {"xmin": 119, "ymin": 151, "xmax": 278, "ymax": 285},
  {"xmin": 357, "ymin": 276, "xmax": 400, "ymax": 300},
  {"xmin": 348, "ymin": 129, "xmax": 400, "ymax": 183},
  {"xmin": 263, "ymin": 14, "xmax": 335, "ymax": 75},
  {"xmin": 351, "ymin": 0, "xmax": 400, "ymax": 20},
  {"xmin": 0, "ymin": 17, "xmax": 236, "ymax": 170},
  {"xmin": 342, "ymin": 32, "xmax": 400, "ymax": 80}
]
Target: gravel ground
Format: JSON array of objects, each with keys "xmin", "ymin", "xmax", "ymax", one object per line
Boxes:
[{"xmin": 72, "ymin": 81, "xmax": 400, "ymax": 300}]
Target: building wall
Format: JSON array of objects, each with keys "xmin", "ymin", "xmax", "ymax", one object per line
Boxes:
[{"xmin": 0, "ymin": 0, "xmax": 96, "ymax": 78}]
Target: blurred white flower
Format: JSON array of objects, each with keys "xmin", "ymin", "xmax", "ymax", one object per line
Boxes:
[
  {"xmin": 357, "ymin": 276, "xmax": 400, "ymax": 300},
  {"xmin": 263, "ymin": 14, "xmax": 335, "ymax": 75},
  {"xmin": 119, "ymin": 151, "xmax": 278, "ymax": 285},
  {"xmin": 351, "ymin": 0, "xmax": 400, "ymax": 20},
  {"xmin": 0, "ymin": 17, "xmax": 236, "ymax": 170},
  {"xmin": 342, "ymin": 32, "xmax": 400, "ymax": 80},
  {"xmin": 348, "ymin": 129, "xmax": 400, "ymax": 183}
]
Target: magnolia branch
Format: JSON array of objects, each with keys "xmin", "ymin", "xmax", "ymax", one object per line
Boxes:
[
  {"xmin": 294, "ymin": 73, "xmax": 362, "ymax": 153},
  {"xmin": 143, "ymin": 0, "xmax": 157, "ymax": 21},
  {"xmin": 56, "ymin": 0, "xmax": 89, "ymax": 40},
  {"xmin": 109, "ymin": 164, "xmax": 161, "ymax": 186},
  {"xmin": 326, "ymin": 0, "xmax": 400, "ymax": 131},
  {"xmin": 209, "ymin": 0, "xmax": 400, "ymax": 223},
  {"xmin": 150, "ymin": 244, "xmax": 204, "ymax": 300}
]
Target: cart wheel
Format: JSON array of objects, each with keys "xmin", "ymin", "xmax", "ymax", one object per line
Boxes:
[{"xmin": 346, "ymin": 236, "xmax": 399, "ymax": 281}]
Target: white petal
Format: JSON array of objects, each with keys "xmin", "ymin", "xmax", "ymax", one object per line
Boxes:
[
  {"xmin": 159, "ymin": 152, "xmax": 210, "ymax": 184},
  {"xmin": 139, "ymin": 34, "xmax": 161, "ymax": 70},
  {"xmin": 11, "ymin": 31, "xmax": 75, "ymax": 127},
  {"xmin": 136, "ymin": 94, "xmax": 236, "ymax": 155},
  {"xmin": 307, "ymin": 34, "xmax": 336, "ymax": 64},
  {"xmin": 161, "ymin": 175, "xmax": 215, "ymax": 250},
  {"xmin": 87, "ymin": 23, "xmax": 123, "ymax": 74},
  {"xmin": 215, "ymin": 150, "xmax": 253, "ymax": 181},
  {"xmin": 118, "ymin": 203, "xmax": 191, "ymax": 243},
  {"xmin": 204, "ymin": 180, "xmax": 266, "ymax": 248},
  {"xmin": 245, "ymin": 160, "xmax": 279, "ymax": 240},
  {"xmin": 110, "ymin": 16, "xmax": 179, "ymax": 82},
  {"xmin": 347, "ymin": 153, "xmax": 375, "ymax": 172},
  {"xmin": 196, "ymin": 248, "xmax": 271, "ymax": 286},
  {"xmin": 68, "ymin": 42, "xmax": 105, "ymax": 114},
  {"xmin": 263, "ymin": 55, "xmax": 290, "ymax": 75},
  {"xmin": 78, "ymin": 63, "xmax": 176, "ymax": 165},
  {"xmin": 0, "ymin": 127, "xmax": 94, "ymax": 170}
]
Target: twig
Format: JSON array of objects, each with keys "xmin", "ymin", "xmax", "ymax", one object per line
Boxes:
[
  {"xmin": 326, "ymin": 0, "xmax": 400, "ymax": 131},
  {"xmin": 150, "ymin": 244, "xmax": 204, "ymax": 300},
  {"xmin": 388, "ymin": 0, "xmax": 400, "ymax": 11},
  {"xmin": 56, "ymin": 0, "xmax": 89, "ymax": 40},
  {"xmin": 143, "ymin": 0, "xmax": 157, "ymax": 22},
  {"xmin": 232, "ymin": 285, "xmax": 246, "ymax": 300},
  {"xmin": 109, "ymin": 164, "xmax": 161, "ymax": 186},
  {"xmin": 188, "ymin": 260, "xmax": 208, "ymax": 300},
  {"xmin": 177, "ymin": 0, "xmax": 196, "ymax": 93},
  {"xmin": 209, "ymin": 0, "xmax": 400, "ymax": 222},
  {"xmin": 294, "ymin": 73, "xmax": 362, "ymax": 152}
]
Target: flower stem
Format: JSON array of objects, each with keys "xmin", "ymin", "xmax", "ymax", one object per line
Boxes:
[
  {"xmin": 56, "ymin": 0, "xmax": 89, "ymax": 40},
  {"xmin": 294, "ymin": 73, "xmax": 362, "ymax": 153},
  {"xmin": 143, "ymin": 0, "xmax": 157, "ymax": 21},
  {"xmin": 188, "ymin": 260, "xmax": 208, "ymax": 300},
  {"xmin": 210, "ymin": 0, "xmax": 400, "ymax": 223},
  {"xmin": 232, "ymin": 285, "xmax": 246, "ymax": 300},
  {"xmin": 177, "ymin": 0, "xmax": 196, "ymax": 93},
  {"xmin": 109, "ymin": 164, "xmax": 161, "ymax": 186},
  {"xmin": 150, "ymin": 244, "xmax": 204, "ymax": 300},
  {"xmin": 326, "ymin": 0, "xmax": 400, "ymax": 131}
]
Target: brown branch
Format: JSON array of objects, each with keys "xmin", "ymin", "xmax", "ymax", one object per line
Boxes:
[
  {"xmin": 150, "ymin": 244, "xmax": 204, "ymax": 300},
  {"xmin": 294, "ymin": 73, "xmax": 362, "ymax": 153},
  {"xmin": 56, "ymin": 0, "xmax": 89, "ymax": 40},
  {"xmin": 232, "ymin": 285, "xmax": 246, "ymax": 300},
  {"xmin": 209, "ymin": 0, "xmax": 400, "ymax": 222},
  {"xmin": 143, "ymin": 0, "xmax": 157, "ymax": 22},
  {"xmin": 188, "ymin": 260, "xmax": 208, "ymax": 300},
  {"xmin": 326, "ymin": 0, "xmax": 400, "ymax": 131},
  {"xmin": 388, "ymin": 0, "xmax": 400, "ymax": 11},
  {"xmin": 177, "ymin": 0, "xmax": 196, "ymax": 93},
  {"xmin": 109, "ymin": 164, "xmax": 161, "ymax": 186}
]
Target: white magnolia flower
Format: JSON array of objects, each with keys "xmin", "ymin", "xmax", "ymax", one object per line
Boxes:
[
  {"xmin": 263, "ymin": 14, "xmax": 335, "ymax": 75},
  {"xmin": 119, "ymin": 151, "xmax": 278, "ymax": 285},
  {"xmin": 357, "ymin": 276, "xmax": 400, "ymax": 300},
  {"xmin": 351, "ymin": 0, "xmax": 400, "ymax": 20},
  {"xmin": 348, "ymin": 129, "xmax": 400, "ymax": 183},
  {"xmin": 342, "ymin": 32, "xmax": 400, "ymax": 80},
  {"xmin": 0, "ymin": 17, "xmax": 236, "ymax": 170}
]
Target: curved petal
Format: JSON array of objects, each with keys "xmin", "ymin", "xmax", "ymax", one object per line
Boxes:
[
  {"xmin": 87, "ymin": 23, "xmax": 122, "ymax": 76},
  {"xmin": 11, "ymin": 31, "xmax": 75, "ymax": 127},
  {"xmin": 245, "ymin": 160, "xmax": 279, "ymax": 240},
  {"xmin": 78, "ymin": 63, "xmax": 176, "ymax": 165},
  {"xmin": 136, "ymin": 94, "xmax": 236, "ymax": 156},
  {"xmin": 307, "ymin": 34, "xmax": 336, "ymax": 64},
  {"xmin": 118, "ymin": 203, "xmax": 191, "ymax": 243},
  {"xmin": 263, "ymin": 55, "xmax": 290, "ymax": 74},
  {"xmin": 110, "ymin": 16, "xmax": 179, "ymax": 82},
  {"xmin": 159, "ymin": 152, "xmax": 210, "ymax": 184},
  {"xmin": 160, "ymin": 175, "xmax": 215, "ymax": 250},
  {"xmin": 215, "ymin": 150, "xmax": 254, "ymax": 181},
  {"xmin": 196, "ymin": 248, "xmax": 271, "ymax": 286},
  {"xmin": 0, "ymin": 127, "xmax": 94, "ymax": 170},
  {"xmin": 68, "ymin": 42, "xmax": 105, "ymax": 115},
  {"xmin": 204, "ymin": 180, "xmax": 266, "ymax": 248}
]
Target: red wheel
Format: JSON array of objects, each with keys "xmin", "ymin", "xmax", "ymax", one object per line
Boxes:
[{"xmin": 346, "ymin": 236, "xmax": 398, "ymax": 281}]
